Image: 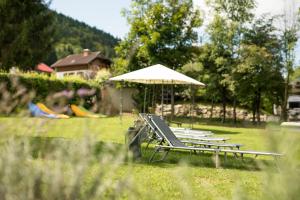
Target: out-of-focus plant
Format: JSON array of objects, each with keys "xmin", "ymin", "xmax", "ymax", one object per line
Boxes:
[
  {"xmin": 95, "ymin": 69, "xmax": 111, "ymax": 84},
  {"xmin": 233, "ymin": 125, "xmax": 300, "ymax": 200},
  {"xmin": 260, "ymin": 126, "xmax": 300, "ymax": 200},
  {"xmin": 0, "ymin": 72, "xmax": 101, "ymax": 114},
  {"xmin": 0, "ymin": 135, "xmax": 139, "ymax": 200}
]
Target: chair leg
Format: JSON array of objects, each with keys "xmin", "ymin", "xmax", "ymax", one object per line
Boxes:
[
  {"xmin": 149, "ymin": 147, "xmax": 170, "ymax": 163},
  {"xmin": 160, "ymin": 149, "xmax": 170, "ymax": 161},
  {"xmin": 149, "ymin": 147, "xmax": 160, "ymax": 162},
  {"xmin": 145, "ymin": 138, "xmax": 154, "ymax": 150},
  {"xmin": 215, "ymin": 151, "xmax": 220, "ymax": 168}
]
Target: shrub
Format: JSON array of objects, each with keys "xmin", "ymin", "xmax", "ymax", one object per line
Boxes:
[{"xmin": 0, "ymin": 72, "xmax": 101, "ymax": 114}]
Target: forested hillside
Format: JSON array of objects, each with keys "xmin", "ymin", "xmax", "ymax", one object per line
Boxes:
[{"xmin": 47, "ymin": 12, "xmax": 120, "ymax": 64}]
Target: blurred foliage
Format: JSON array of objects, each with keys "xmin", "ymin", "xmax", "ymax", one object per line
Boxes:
[
  {"xmin": 0, "ymin": 72, "xmax": 101, "ymax": 114},
  {"xmin": 291, "ymin": 66, "xmax": 300, "ymax": 81},
  {"xmin": 0, "ymin": 136, "xmax": 139, "ymax": 200},
  {"xmin": 0, "ymin": 0, "xmax": 55, "ymax": 70}
]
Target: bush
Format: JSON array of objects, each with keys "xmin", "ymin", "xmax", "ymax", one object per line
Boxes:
[{"xmin": 0, "ymin": 72, "xmax": 101, "ymax": 114}]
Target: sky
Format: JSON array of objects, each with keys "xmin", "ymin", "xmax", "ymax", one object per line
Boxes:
[
  {"xmin": 50, "ymin": 0, "xmax": 300, "ymax": 63},
  {"xmin": 50, "ymin": 0, "xmax": 291, "ymax": 38}
]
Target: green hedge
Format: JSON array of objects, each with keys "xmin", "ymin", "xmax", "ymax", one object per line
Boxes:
[{"xmin": 0, "ymin": 72, "xmax": 101, "ymax": 110}]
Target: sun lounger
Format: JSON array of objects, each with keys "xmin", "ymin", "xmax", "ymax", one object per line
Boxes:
[
  {"xmin": 140, "ymin": 114, "xmax": 231, "ymax": 150},
  {"xmin": 170, "ymin": 127, "xmax": 214, "ymax": 136},
  {"xmin": 37, "ymin": 103, "xmax": 70, "ymax": 119},
  {"xmin": 139, "ymin": 113, "xmax": 164, "ymax": 146},
  {"xmin": 221, "ymin": 149, "xmax": 283, "ymax": 162},
  {"xmin": 70, "ymin": 105, "xmax": 106, "ymax": 118},
  {"xmin": 141, "ymin": 114, "xmax": 228, "ymax": 141},
  {"xmin": 146, "ymin": 115, "xmax": 222, "ymax": 167},
  {"xmin": 139, "ymin": 113, "xmax": 227, "ymax": 146},
  {"xmin": 174, "ymin": 133, "xmax": 229, "ymax": 142},
  {"xmin": 181, "ymin": 140, "xmax": 242, "ymax": 149},
  {"xmin": 146, "ymin": 114, "xmax": 283, "ymax": 168},
  {"xmin": 28, "ymin": 102, "xmax": 58, "ymax": 119}
]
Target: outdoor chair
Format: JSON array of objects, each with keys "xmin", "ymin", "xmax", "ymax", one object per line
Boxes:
[
  {"xmin": 140, "ymin": 113, "xmax": 230, "ymax": 148},
  {"xmin": 170, "ymin": 127, "xmax": 214, "ymax": 136},
  {"xmin": 181, "ymin": 140, "xmax": 242, "ymax": 150},
  {"xmin": 145, "ymin": 114, "xmax": 223, "ymax": 167},
  {"xmin": 174, "ymin": 134, "xmax": 229, "ymax": 142},
  {"xmin": 144, "ymin": 114, "xmax": 283, "ymax": 168},
  {"xmin": 140, "ymin": 113, "xmax": 229, "ymax": 142}
]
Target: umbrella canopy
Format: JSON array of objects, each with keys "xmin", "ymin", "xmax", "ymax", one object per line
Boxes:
[{"xmin": 109, "ymin": 64, "xmax": 205, "ymax": 86}]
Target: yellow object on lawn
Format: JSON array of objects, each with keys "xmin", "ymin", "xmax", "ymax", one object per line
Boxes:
[
  {"xmin": 70, "ymin": 104, "xmax": 104, "ymax": 118},
  {"xmin": 37, "ymin": 103, "xmax": 70, "ymax": 119}
]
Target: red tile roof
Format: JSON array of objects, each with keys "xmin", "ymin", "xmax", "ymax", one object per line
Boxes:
[{"xmin": 36, "ymin": 63, "xmax": 54, "ymax": 73}]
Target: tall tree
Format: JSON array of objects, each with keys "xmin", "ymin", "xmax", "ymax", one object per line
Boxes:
[
  {"xmin": 114, "ymin": 0, "xmax": 202, "ymax": 113},
  {"xmin": 203, "ymin": 0, "xmax": 255, "ymax": 123},
  {"xmin": 280, "ymin": 0, "xmax": 299, "ymax": 121},
  {"xmin": 0, "ymin": 0, "xmax": 55, "ymax": 70},
  {"xmin": 237, "ymin": 17, "xmax": 284, "ymax": 124},
  {"xmin": 114, "ymin": 0, "xmax": 202, "ymax": 73}
]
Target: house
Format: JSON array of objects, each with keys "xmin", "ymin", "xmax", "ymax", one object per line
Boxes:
[
  {"xmin": 288, "ymin": 78, "xmax": 300, "ymax": 121},
  {"xmin": 290, "ymin": 78, "xmax": 300, "ymax": 95},
  {"xmin": 51, "ymin": 49, "xmax": 111, "ymax": 79},
  {"xmin": 51, "ymin": 49, "xmax": 136, "ymax": 114}
]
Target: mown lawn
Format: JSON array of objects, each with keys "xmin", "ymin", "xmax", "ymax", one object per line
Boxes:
[{"xmin": 0, "ymin": 115, "xmax": 298, "ymax": 199}]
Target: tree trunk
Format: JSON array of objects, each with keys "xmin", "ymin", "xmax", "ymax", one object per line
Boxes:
[
  {"xmin": 210, "ymin": 98, "xmax": 214, "ymax": 120},
  {"xmin": 252, "ymin": 99, "xmax": 256, "ymax": 124},
  {"xmin": 281, "ymin": 72, "xmax": 290, "ymax": 122},
  {"xmin": 256, "ymin": 90, "xmax": 261, "ymax": 125},
  {"xmin": 233, "ymin": 96, "xmax": 237, "ymax": 125},
  {"xmin": 221, "ymin": 87, "xmax": 226, "ymax": 123}
]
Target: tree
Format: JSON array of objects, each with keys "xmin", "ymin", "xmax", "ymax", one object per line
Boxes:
[
  {"xmin": 201, "ymin": 0, "xmax": 255, "ymax": 123},
  {"xmin": 291, "ymin": 66, "xmax": 300, "ymax": 81},
  {"xmin": 0, "ymin": 0, "xmax": 55, "ymax": 70},
  {"xmin": 280, "ymin": 0, "xmax": 299, "ymax": 121},
  {"xmin": 236, "ymin": 17, "xmax": 284, "ymax": 124},
  {"xmin": 113, "ymin": 0, "xmax": 202, "ymax": 114},
  {"xmin": 114, "ymin": 0, "xmax": 202, "ymax": 72}
]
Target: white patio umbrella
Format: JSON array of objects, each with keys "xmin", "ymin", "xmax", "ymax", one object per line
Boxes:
[
  {"xmin": 110, "ymin": 64, "xmax": 205, "ymax": 86},
  {"xmin": 109, "ymin": 64, "xmax": 205, "ymax": 123}
]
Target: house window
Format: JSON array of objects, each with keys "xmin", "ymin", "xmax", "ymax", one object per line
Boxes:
[{"xmin": 289, "ymin": 102, "xmax": 300, "ymax": 109}]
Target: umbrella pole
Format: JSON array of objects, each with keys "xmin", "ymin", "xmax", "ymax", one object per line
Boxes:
[
  {"xmin": 152, "ymin": 85, "xmax": 155, "ymax": 109},
  {"xmin": 171, "ymin": 84, "xmax": 174, "ymax": 121},
  {"xmin": 192, "ymin": 85, "xmax": 195, "ymax": 129},
  {"xmin": 119, "ymin": 82, "xmax": 123, "ymax": 123},
  {"xmin": 189, "ymin": 85, "xmax": 193, "ymax": 128},
  {"xmin": 161, "ymin": 84, "xmax": 164, "ymax": 117},
  {"xmin": 143, "ymin": 86, "xmax": 147, "ymax": 113}
]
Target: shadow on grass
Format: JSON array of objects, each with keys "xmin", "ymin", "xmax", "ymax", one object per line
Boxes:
[
  {"xmin": 13, "ymin": 136, "xmax": 276, "ymax": 171},
  {"xmin": 139, "ymin": 146, "xmax": 277, "ymax": 171},
  {"xmin": 16, "ymin": 136, "xmax": 124, "ymax": 159}
]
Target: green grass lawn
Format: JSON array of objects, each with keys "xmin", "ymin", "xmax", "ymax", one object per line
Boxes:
[{"xmin": 0, "ymin": 115, "xmax": 298, "ymax": 199}]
